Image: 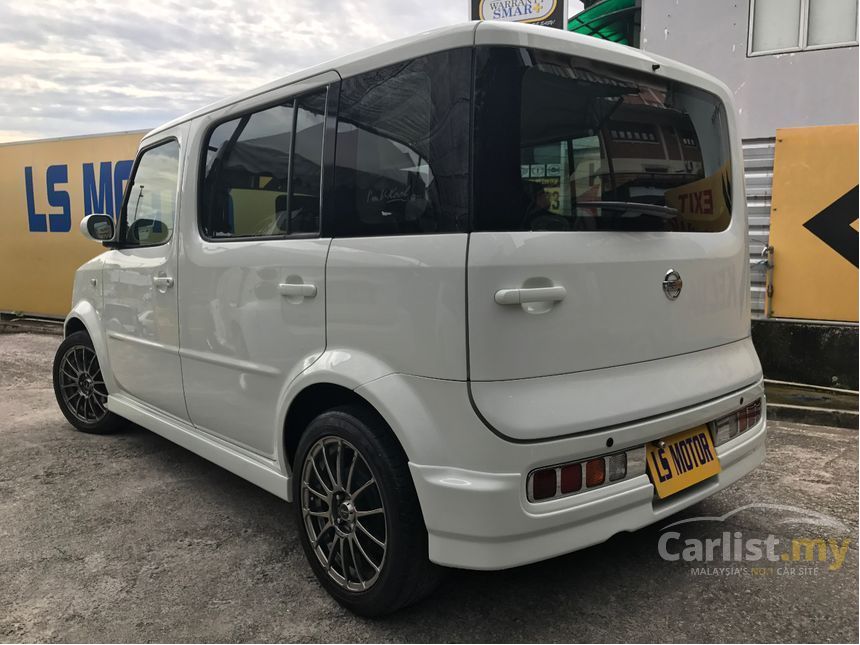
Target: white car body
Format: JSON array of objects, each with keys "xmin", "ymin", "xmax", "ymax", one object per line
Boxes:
[{"xmin": 65, "ymin": 21, "xmax": 765, "ymax": 572}]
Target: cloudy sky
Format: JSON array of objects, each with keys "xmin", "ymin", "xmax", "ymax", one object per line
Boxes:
[{"xmin": 0, "ymin": 0, "xmax": 584, "ymax": 143}]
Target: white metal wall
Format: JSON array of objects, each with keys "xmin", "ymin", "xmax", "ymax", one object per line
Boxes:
[
  {"xmin": 744, "ymin": 137, "xmax": 775, "ymax": 318},
  {"xmin": 640, "ymin": 1, "xmax": 858, "ymax": 140}
]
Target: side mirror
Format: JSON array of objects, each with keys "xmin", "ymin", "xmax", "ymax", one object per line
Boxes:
[
  {"xmin": 127, "ymin": 218, "xmax": 169, "ymax": 245},
  {"xmin": 80, "ymin": 214, "xmax": 116, "ymax": 243}
]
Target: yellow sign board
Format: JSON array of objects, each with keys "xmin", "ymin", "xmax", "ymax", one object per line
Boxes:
[
  {"xmin": 0, "ymin": 131, "xmax": 144, "ymax": 317},
  {"xmin": 768, "ymin": 125, "xmax": 859, "ymax": 322},
  {"xmin": 665, "ymin": 162, "xmax": 732, "ymax": 232}
]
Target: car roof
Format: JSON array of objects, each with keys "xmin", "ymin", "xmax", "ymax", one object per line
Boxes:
[{"xmin": 143, "ymin": 21, "xmax": 728, "ymax": 142}]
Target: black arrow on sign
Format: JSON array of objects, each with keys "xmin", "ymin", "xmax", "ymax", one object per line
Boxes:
[{"xmin": 802, "ymin": 185, "xmax": 859, "ymax": 268}]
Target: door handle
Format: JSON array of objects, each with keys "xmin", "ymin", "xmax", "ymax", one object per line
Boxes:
[
  {"xmin": 494, "ymin": 285, "xmax": 566, "ymax": 305},
  {"xmin": 278, "ymin": 282, "xmax": 317, "ymax": 298},
  {"xmin": 152, "ymin": 275, "xmax": 174, "ymax": 289}
]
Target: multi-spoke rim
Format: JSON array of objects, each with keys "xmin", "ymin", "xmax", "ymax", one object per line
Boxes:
[
  {"xmin": 58, "ymin": 345, "xmax": 108, "ymax": 424},
  {"xmin": 300, "ymin": 436, "xmax": 387, "ymax": 592}
]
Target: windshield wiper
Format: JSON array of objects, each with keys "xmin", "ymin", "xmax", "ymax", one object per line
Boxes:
[{"xmin": 576, "ymin": 201, "xmax": 680, "ymax": 219}]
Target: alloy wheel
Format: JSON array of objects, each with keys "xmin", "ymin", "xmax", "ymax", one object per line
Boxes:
[
  {"xmin": 300, "ymin": 436, "xmax": 387, "ymax": 592},
  {"xmin": 57, "ymin": 345, "xmax": 108, "ymax": 424}
]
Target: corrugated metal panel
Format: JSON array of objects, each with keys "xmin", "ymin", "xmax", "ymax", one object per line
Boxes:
[{"xmin": 744, "ymin": 137, "xmax": 775, "ymax": 318}]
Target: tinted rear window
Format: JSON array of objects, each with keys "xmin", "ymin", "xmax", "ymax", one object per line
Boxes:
[{"xmin": 473, "ymin": 46, "xmax": 733, "ymax": 233}]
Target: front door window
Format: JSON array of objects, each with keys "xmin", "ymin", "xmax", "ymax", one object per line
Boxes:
[{"xmin": 121, "ymin": 140, "xmax": 181, "ymax": 246}]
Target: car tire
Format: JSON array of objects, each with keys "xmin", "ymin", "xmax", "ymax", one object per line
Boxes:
[
  {"xmin": 292, "ymin": 404, "xmax": 443, "ymax": 616},
  {"xmin": 52, "ymin": 331, "xmax": 123, "ymax": 434}
]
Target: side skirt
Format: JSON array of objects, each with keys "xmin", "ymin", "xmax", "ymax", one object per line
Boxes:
[{"xmin": 108, "ymin": 394, "xmax": 291, "ymax": 502}]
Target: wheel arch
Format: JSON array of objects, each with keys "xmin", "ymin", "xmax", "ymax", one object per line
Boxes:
[
  {"xmin": 63, "ymin": 302, "xmax": 117, "ymax": 393},
  {"xmin": 64, "ymin": 316, "xmax": 87, "ymax": 337},
  {"xmin": 283, "ymin": 383, "xmax": 408, "ymax": 473}
]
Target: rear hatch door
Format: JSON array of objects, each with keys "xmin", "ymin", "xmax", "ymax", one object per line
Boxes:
[{"xmin": 466, "ymin": 42, "xmax": 752, "ymax": 436}]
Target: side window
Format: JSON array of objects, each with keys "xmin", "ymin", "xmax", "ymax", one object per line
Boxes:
[
  {"xmin": 121, "ymin": 140, "xmax": 180, "ymax": 246},
  {"xmin": 332, "ymin": 48, "xmax": 471, "ymax": 237},
  {"xmin": 290, "ymin": 92, "xmax": 327, "ymax": 234},
  {"xmin": 201, "ymin": 103, "xmax": 294, "ymax": 238},
  {"xmin": 200, "ymin": 89, "xmax": 326, "ymax": 239}
]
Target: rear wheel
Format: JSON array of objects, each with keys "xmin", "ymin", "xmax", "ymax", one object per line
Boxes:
[
  {"xmin": 52, "ymin": 331, "xmax": 123, "ymax": 434},
  {"xmin": 293, "ymin": 405, "xmax": 442, "ymax": 616}
]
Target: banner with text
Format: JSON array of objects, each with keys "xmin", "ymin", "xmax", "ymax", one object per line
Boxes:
[
  {"xmin": 471, "ymin": 0, "xmax": 569, "ymax": 29},
  {"xmin": 0, "ymin": 131, "xmax": 144, "ymax": 317}
]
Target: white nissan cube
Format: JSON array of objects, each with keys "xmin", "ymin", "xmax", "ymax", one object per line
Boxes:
[{"xmin": 53, "ymin": 22, "xmax": 766, "ymax": 616}]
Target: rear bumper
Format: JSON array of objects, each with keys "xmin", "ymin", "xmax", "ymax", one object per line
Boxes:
[
  {"xmin": 409, "ymin": 410, "xmax": 766, "ymax": 571},
  {"xmin": 355, "ymin": 345, "xmax": 766, "ymax": 571}
]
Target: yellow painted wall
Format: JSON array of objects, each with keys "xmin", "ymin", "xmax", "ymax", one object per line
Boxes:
[
  {"xmin": 768, "ymin": 125, "xmax": 859, "ymax": 322},
  {"xmin": 0, "ymin": 132, "xmax": 144, "ymax": 317}
]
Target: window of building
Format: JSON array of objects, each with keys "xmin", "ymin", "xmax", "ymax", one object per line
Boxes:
[
  {"xmin": 200, "ymin": 89, "xmax": 326, "ymax": 239},
  {"xmin": 749, "ymin": 0, "xmax": 858, "ymax": 55},
  {"xmin": 121, "ymin": 139, "xmax": 180, "ymax": 247},
  {"xmin": 473, "ymin": 47, "xmax": 733, "ymax": 233},
  {"xmin": 332, "ymin": 49, "xmax": 471, "ymax": 237},
  {"xmin": 808, "ymin": 0, "xmax": 859, "ymax": 46}
]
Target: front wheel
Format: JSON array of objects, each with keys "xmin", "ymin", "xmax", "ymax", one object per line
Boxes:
[
  {"xmin": 293, "ymin": 405, "xmax": 442, "ymax": 616},
  {"xmin": 52, "ymin": 331, "xmax": 123, "ymax": 434}
]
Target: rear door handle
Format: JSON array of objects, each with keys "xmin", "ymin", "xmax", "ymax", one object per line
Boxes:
[
  {"xmin": 152, "ymin": 275, "xmax": 174, "ymax": 289},
  {"xmin": 278, "ymin": 282, "xmax": 317, "ymax": 298},
  {"xmin": 494, "ymin": 286, "xmax": 566, "ymax": 305}
]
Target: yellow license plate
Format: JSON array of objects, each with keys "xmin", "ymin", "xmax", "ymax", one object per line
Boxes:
[{"xmin": 646, "ymin": 425, "xmax": 721, "ymax": 499}]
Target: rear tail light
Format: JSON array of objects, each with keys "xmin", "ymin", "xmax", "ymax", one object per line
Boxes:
[
  {"xmin": 711, "ymin": 399, "xmax": 763, "ymax": 446},
  {"xmin": 606, "ymin": 453, "xmax": 627, "ymax": 481},
  {"xmin": 531, "ymin": 468, "xmax": 558, "ymax": 500},
  {"xmin": 560, "ymin": 464, "xmax": 582, "ymax": 494},
  {"xmin": 712, "ymin": 414, "xmax": 738, "ymax": 445},
  {"xmin": 585, "ymin": 459, "xmax": 605, "ymax": 487},
  {"xmin": 527, "ymin": 446, "xmax": 646, "ymax": 502},
  {"xmin": 528, "ymin": 399, "xmax": 763, "ymax": 503},
  {"xmin": 738, "ymin": 399, "xmax": 763, "ymax": 433}
]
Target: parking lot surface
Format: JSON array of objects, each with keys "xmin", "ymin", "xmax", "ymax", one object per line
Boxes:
[{"xmin": 1, "ymin": 332, "xmax": 857, "ymax": 643}]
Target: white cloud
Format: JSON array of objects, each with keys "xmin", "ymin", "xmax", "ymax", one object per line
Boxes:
[{"xmin": 0, "ymin": 0, "xmax": 584, "ymax": 143}]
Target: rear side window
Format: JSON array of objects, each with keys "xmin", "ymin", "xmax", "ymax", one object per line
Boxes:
[
  {"xmin": 474, "ymin": 47, "xmax": 733, "ymax": 233},
  {"xmin": 200, "ymin": 90, "xmax": 326, "ymax": 239},
  {"xmin": 332, "ymin": 48, "xmax": 471, "ymax": 237}
]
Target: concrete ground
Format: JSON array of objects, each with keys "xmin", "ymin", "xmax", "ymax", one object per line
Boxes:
[{"xmin": 1, "ymin": 332, "xmax": 857, "ymax": 643}]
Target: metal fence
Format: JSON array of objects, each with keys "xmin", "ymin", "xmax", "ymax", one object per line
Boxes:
[{"xmin": 743, "ymin": 137, "xmax": 775, "ymax": 318}]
